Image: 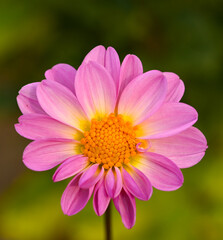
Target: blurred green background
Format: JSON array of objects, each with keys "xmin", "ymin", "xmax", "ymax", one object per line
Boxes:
[{"xmin": 0, "ymin": 0, "xmax": 222, "ymax": 239}]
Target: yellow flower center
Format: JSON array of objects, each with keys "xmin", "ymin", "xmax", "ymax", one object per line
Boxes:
[{"xmin": 80, "ymin": 113, "xmax": 140, "ymax": 169}]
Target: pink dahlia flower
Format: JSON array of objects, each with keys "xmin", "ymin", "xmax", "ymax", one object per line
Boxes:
[{"xmin": 15, "ymin": 45, "xmax": 207, "ymax": 229}]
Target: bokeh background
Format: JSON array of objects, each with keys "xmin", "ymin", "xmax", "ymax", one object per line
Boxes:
[{"xmin": 0, "ymin": 0, "xmax": 222, "ymax": 239}]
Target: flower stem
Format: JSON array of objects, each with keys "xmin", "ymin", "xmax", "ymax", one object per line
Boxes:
[{"xmin": 105, "ymin": 203, "xmax": 112, "ymax": 240}]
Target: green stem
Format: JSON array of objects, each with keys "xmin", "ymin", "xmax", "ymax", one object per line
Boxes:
[{"xmin": 105, "ymin": 203, "xmax": 112, "ymax": 240}]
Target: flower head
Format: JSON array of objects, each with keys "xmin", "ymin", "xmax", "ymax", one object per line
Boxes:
[{"xmin": 15, "ymin": 45, "xmax": 207, "ymax": 229}]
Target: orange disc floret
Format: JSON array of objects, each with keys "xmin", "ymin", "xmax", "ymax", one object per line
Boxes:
[{"xmin": 80, "ymin": 113, "xmax": 138, "ymax": 169}]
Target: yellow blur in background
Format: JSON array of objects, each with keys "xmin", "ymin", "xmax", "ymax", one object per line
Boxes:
[{"xmin": 0, "ymin": 0, "xmax": 222, "ymax": 239}]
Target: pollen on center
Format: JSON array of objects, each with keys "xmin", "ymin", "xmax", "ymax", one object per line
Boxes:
[{"xmin": 80, "ymin": 113, "xmax": 139, "ymax": 169}]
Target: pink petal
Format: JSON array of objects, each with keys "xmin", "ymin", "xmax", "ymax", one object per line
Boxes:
[
  {"xmin": 122, "ymin": 166, "xmax": 152, "ymax": 201},
  {"xmin": 136, "ymin": 102, "xmax": 198, "ymax": 139},
  {"xmin": 105, "ymin": 47, "xmax": 120, "ymax": 91},
  {"xmin": 79, "ymin": 164, "xmax": 104, "ymax": 189},
  {"xmin": 53, "ymin": 155, "xmax": 89, "ymax": 182},
  {"xmin": 17, "ymin": 82, "xmax": 44, "ymax": 114},
  {"xmin": 136, "ymin": 141, "xmax": 151, "ymax": 153},
  {"xmin": 118, "ymin": 70, "xmax": 167, "ymax": 125},
  {"xmin": 132, "ymin": 152, "xmax": 184, "ymax": 191},
  {"xmin": 15, "ymin": 114, "xmax": 81, "ymax": 140},
  {"xmin": 37, "ymin": 80, "xmax": 89, "ymax": 131},
  {"xmin": 149, "ymin": 126, "xmax": 208, "ymax": 168},
  {"xmin": 61, "ymin": 174, "xmax": 93, "ymax": 216},
  {"xmin": 105, "ymin": 167, "xmax": 122, "ymax": 198},
  {"xmin": 75, "ymin": 61, "xmax": 116, "ymax": 120},
  {"xmin": 19, "ymin": 82, "xmax": 39, "ymax": 99},
  {"xmin": 82, "ymin": 45, "xmax": 106, "ymax": 65},
  {"xmin": 45, "ymin": 64, "xmax": 76, "ymax": 93},
  {"xmin": 23, "ymin": 139, "xmax": 80, "ymax": 171},
  {"xmin": 171, "ymin": 152, "xmax": 206, "ymax": 168},
  {"xmin": 93, "ymin": 178, "xmax": 110, "ymax": 216},
  {"xmin": 83, "ymin": 46, "xmax": 120, "ymax": 90},
  {"xmin": 113, "ymin": 188, "xmax": 136, "ymax": 229},
  {"xmin": 164, "ymin": 72, "xmax": 185, "ymax": 102},
  {"xmin": 118, "ymin": 54, "xmax": 143, "ymax": 97}
]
